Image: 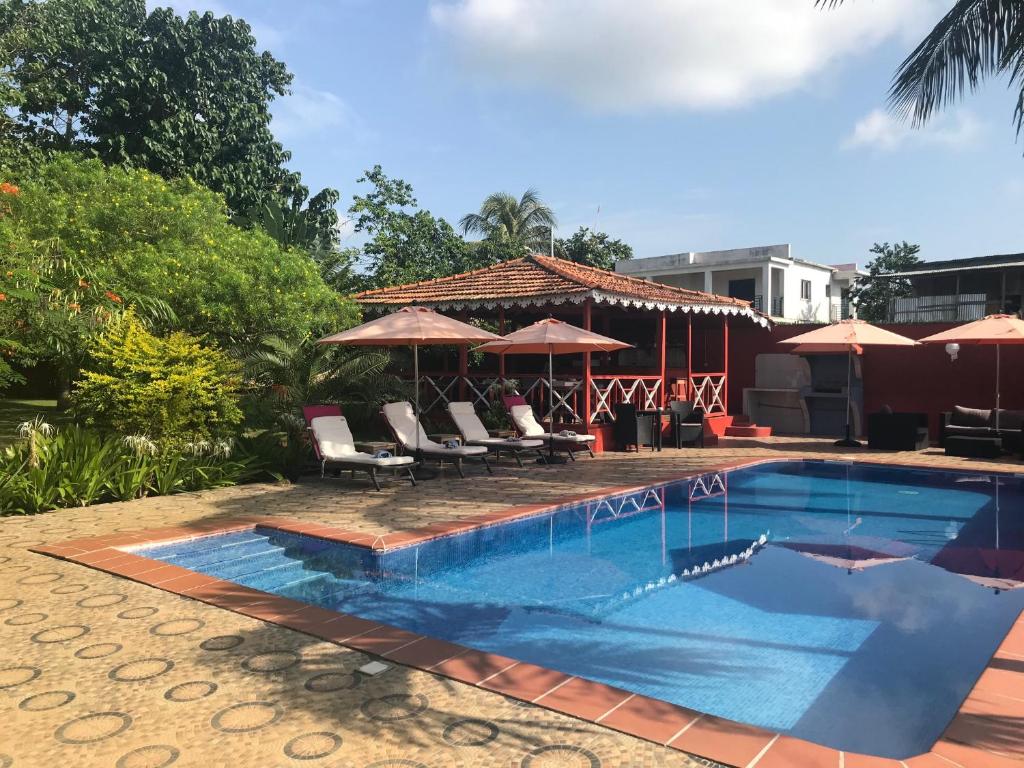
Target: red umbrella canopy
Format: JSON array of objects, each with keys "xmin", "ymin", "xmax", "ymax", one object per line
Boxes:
[
  {"xmin": 918, "ymin": 314, "xmax": 1024, "ymax": 346},
  {"xmin": 779, "ymin": 319, "xmax": 918, "ymax": 351},
  {"xmin": 317, "ymin": 306, "xmax": 501, "ymax": 346},
  {"xmin": 475, "ymin": 318, "xmax": 631, "ymax": 355},
  {"xmin": 931, "ymin": 546, "xmax": 1024, "ymax": 590}
]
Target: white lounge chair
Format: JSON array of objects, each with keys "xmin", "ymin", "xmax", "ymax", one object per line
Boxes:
[
  {"xmin": 308, "ymin": 415, "xmax": 417, "ymax": 491},
  {"xmin": 447, "ymin": 401, "xmax": 547, "ymax": 467},
  {"xmin": 381, "ymin": 401, "xmax": 491, "ymax": 478},
  {"xmin": 504, "ymin": 397, "xmax": 596, "ymax": 459}
]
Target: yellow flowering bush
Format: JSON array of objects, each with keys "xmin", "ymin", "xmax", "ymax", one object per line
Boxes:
[{"xmin": 73, "ymin": 312, "xmax": 243, "ymax": 448}]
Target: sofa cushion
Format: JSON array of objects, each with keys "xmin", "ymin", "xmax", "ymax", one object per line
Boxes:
[
  {"xmin": 951, "ymin": 406, "xmax": 992, "ymax": 428},
  {"xmin": 946, "ymin": 425, "xmax": 998, "ymax": 438},
  {"xmin": 995, "ymin": 409, "xmax": 1024, "ymax": 431}
]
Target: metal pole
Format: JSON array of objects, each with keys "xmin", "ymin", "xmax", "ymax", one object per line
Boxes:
[
  {"xmin": 414, "ymin": 343, "xmax": 421, "ymax": 454},
  {"xmin": 846, "ymin": 347, "xmax": 852, "ymax": 439},
  {"xmin": 996, "ymin": 345, "xmax": 1001, "ymax": 432},
  {"xmin": 548, "ymin": 345, "xmax": 556, "ymax": 460}
]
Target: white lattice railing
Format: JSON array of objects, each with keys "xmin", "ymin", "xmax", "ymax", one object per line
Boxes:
[
  {"xmin": 587, "ymin": 488, "xmax": 664, "ymax": 525},
  {"xmin": 691, "ymin": 373, "xmax": 726, "ymax": 415},
  {"xmin": 589, "ymin": 376, "xmax": 662, "ymax": 423}
]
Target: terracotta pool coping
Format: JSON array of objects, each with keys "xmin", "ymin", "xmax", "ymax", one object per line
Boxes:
[{"xmin": 30, "ymin": 457, "xmax": 1024, "ymax": 768}]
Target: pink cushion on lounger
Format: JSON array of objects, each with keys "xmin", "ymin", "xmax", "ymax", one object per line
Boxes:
[{"xmin": 303, "ymin": 404, "xmax": 342, "ymax": 424}]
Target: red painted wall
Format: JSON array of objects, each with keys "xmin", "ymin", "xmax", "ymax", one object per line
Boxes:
[{"xmin": 727, "ymin": 322, "xmax": 1024, "ymax": 439}]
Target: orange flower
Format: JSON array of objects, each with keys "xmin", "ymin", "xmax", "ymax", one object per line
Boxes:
[
  {"xmin": 67, "ymin": 302, "xmax": 80, "ymax": 312},
  {"xmin": 0, "ymin": 293, "xmax": 5, "ymax": 301},
  {"xmin": 78, "ymin": 278, "xmax": 89, "ymax": 288},
  {"xmin": 0, "ymin": 183, "xmax": 19, "ymax": 197},
  {"xmin": 104, "ymin": 290, "xmax": 122, "ymax": 303}
]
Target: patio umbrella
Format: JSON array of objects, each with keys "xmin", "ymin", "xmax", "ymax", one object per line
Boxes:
[
  {"xmin": 919, "ymin": 314, "xmax": 1024, "ymax": 432},
  {"xmin": 779, "ymin": 320, "xmax": 918, "ymax": 447},
  {"xmin": 475, "ymin": 318, "xmax": 631, "ymax": 463},
  {"xmin": 931, "ymin": 477, "xmax": 1024, "ymax": 592},
  {"xmin": 318, "ymin": 306, "xmax": 501, "ymax": 454},
  {"xmin": 779, "ymin": 541, "xmax": 910, "ymax": 574}
]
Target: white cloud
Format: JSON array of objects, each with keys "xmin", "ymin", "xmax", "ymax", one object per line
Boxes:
[
  {"xmin": 272, "ymin": 84, "xmax": 363, "ymax": 141},
  {"xmin": 428, "ymin": 0, "xmax": 942, "ymax": 111},
  {"xmin": 842, "ymin": 108, "xmax": 984, "ymax": 151}
]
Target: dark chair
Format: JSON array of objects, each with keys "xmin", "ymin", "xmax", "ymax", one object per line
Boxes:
[
  {"xmin": 613, "ymin": 403, "xmax": 656, "ymax": 452},
  {"xmin": 668, "ymin": 400, "xmax": 705, "ymax": 448},
  {"xmin": 866, "ymin": 412, "xmax": 929, "ymax": 451}
]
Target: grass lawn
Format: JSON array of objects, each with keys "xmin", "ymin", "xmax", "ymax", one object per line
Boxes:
[{"xmin": 0, "ymin": 398, "xmax": 70, "ymax": 447}]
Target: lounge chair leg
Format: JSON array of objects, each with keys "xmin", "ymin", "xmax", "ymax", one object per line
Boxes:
[
  {"xmin": 514, "ymin": 451, "xmax": 523, "ymax": 468},
  {"xmin": 321, "ymin": 460, "xmax": 326, "ymax": 478},
  {"xmin": 567, "ymin": 448, "xmax": 576, "ymax": 461},
  {"xmin": 482, "ymin": 455, "xmax": 493, "ymax": 475},
  {"xmin": 369, "ymin": 467, "xmax": 380, "ymax": 492},
  {"xmin": 536, "ymin": 450, "xmax": 547, "ymax": 465},
  {"xmin": 455, "ymin": 458, "xmax": 465, "ymax": 479},
  {"xmin": 586, "ymin": 445, "xmax": 595, "ymax": 458},
  {"xmin": 406, "ymin": 468, "xmax": 417, "ymax": 487}
]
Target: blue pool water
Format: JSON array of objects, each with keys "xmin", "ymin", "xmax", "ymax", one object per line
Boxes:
[{"xmin": 141, "ymin": 460, "xmax": 1024, "ymax": 758}]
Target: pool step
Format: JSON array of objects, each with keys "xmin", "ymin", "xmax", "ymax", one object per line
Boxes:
[{"xmin": 171, "ymin": 539, "xmax": 282, "ymax": 572}]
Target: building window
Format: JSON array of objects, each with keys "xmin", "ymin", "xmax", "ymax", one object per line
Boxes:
[
  {"xmin": 801, "ymin": 280, "xmax": 812, "ymax": 300},
  {"xmin": 825, "ymin": 284, "xmax": 831, "ymax": 298}
]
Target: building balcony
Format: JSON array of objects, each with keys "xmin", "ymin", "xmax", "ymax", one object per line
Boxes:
[{"xmin": 753, "ymin": 295, "xmax": 785, "ymax": 317}]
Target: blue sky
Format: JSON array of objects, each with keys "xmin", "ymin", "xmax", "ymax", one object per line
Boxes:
[{"xmin": 165, "ymin": 0, "xmax": 1023, "ymax": 266}]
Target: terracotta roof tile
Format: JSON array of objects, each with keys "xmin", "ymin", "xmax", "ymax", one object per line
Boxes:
[{"xmin": 355, "ymin": 254, "xmax": 752, "ymax": 311}]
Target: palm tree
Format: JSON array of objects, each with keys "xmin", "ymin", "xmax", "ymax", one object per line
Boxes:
[
  {"xmin": 459, "ymin": 189, "xmax": 557, "ymax": 255},
  {"xmin": 820, "ymin": 1, "xmax": 1024, "ymax": 141}
]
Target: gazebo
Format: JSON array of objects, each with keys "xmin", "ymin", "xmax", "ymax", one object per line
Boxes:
[{"xmin": 355, "ymin": 254, "xmax": 769, "ymax": 448}]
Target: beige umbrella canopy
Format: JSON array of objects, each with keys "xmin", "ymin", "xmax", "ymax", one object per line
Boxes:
[
  {"xmin": 318, "ymin": 307, "xmax": 501, "ymax": 452},
  {"xmin": 919, "ymin": 314, "xmax": 1024, "ymax": 432},
  {"xmin": 779, "ymin": 320, "xmax": 918, "ymax": 447},
  {"xmin": 476, "ymin": 318, "xmax": 631, "ymax": 462}
]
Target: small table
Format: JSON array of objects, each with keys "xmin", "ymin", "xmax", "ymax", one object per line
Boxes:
[
  {"xmin": 354, "ymin": 440, "xmax": 397, "ymax": 455},
  {"xmin": 428, "ymin": 433, "xmax": 462, "ymax": 446},
  {"xmin": 945, "ymin": 435, "xmax": 1003, "ymax": 458},
  {"xmin": 637, "ymin": 408, "xmax": 664, "ymax": 451}
]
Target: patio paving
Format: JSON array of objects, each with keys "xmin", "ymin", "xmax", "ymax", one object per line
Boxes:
[{"xmin": 2, "ymin": 437, "xmax": 1022, "ymax": 768}]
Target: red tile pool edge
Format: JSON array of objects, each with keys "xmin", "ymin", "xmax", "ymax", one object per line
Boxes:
[{"xmin": 30, "ymin": 458, "xmax": 1024, "ymax": 768}]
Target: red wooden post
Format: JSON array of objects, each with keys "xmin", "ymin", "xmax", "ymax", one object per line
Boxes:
[
  {"xmin": 686, "ymin": 313, "xmax": 693, "ymax": 402},
  {"xmin": 458, "ymin": 311, "xmax": 469, "ymax": 401},
  {"xmin": 583, "ymin": 299, "xmax": 593, "ymax": 428},
  {"xmin": 722, "ymin": 314, "xmax": 729, "ymax": 414},
  {"xmin": 658, "ymin": 310, "xmax": 667, "ymax": 407},
  {"xmin": 458, "ymin": 345, "xmax": 468, "ymax": 401}
]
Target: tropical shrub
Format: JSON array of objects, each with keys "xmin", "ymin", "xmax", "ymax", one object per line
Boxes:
[
  {"xmin": 0, "ymin": 422, "xmax": 261, "ymax": 515},
  {"xmin": 73, "ymin": 312, "xmax": 243, "ymax": 448}
]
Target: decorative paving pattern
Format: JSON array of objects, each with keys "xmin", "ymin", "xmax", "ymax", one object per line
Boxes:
[{"xmin": 2, "ymin": 438, "xmax": 1023, "ymax": 767}]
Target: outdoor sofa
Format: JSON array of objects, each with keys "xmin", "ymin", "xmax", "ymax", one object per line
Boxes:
[
  {"xmin": 940, "ymin": 406, "xmax": 1024, "ymax": 453},
  {"xmin": 866, "ymin": 412, "xmax": 929, "ymax": 451}
]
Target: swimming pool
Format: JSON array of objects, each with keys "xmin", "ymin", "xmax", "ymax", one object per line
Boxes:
[{"xmin": 140, "ymin": 460, "xmax": 1024, "ymax": 758}]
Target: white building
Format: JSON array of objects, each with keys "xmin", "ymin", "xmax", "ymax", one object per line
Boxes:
[{"xmin": 614, "ymin": 244, "xmax": 865, "ymax": 323}]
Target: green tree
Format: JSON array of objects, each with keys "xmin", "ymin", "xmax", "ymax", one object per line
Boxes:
[
  {"xmin": 460, "ymin": 188, "xmax": 557, "ymax": 254},
  {"xmin": 850, "ymin": 241, "xmax": 923, "ymax": 322},
  {"xmin": 73, "ymin": 311, "xmax": 244, "ymax": 448},
  {"xmin": 0, "ymin": 152, "xmax": 354, "ymax": 390},
  {"xmin": 0, "ymin": 0, "xmax": 335, "ymax": 215},
  {"xmin": 351, "ymin": 165, "xmax": 482, "ymax": 288},
  {"xmin": 555, "ymin": 226, "xmax": 633, "ymax": 270},
  {"xmin": 819, "ymin": 1, "xmax": 1024, "ymax": 144}
]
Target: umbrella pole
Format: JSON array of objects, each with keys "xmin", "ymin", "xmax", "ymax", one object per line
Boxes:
[
  {"xmin": 996, "ymin": 345, "xmax": 1001, "ymax": 432},
  {"xmin": 542, "ymin": 344, "xmax": 567, "ymax": 465},
  {"xmin": 414, "ymin": 343, "xmax": 421, "ymax": 456},
  {"xmin": 835, "ymin": 346, "xmax": 862, "ymax": 448}
]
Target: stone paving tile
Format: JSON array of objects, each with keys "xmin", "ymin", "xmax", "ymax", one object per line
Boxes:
[{"xmin": 2, "ymin": 438, "xmax": 1020, "ymax": 767}]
